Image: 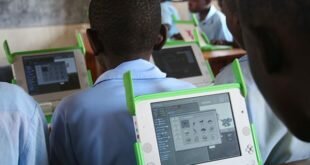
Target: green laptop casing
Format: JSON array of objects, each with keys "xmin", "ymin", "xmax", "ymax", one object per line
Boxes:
[
  {"xmin": 123, "ymin": 59, "xmax": 262, "ymax": 165},
  {"xmin": 170, "ymin": 14, "xmax": 232, "ymax": 51},
  {"xmin": 3, "ymin": 34, "xmax": 93, "ymax": 123},
  {"xmin": 157, "ymin": 42, "xmax": 215, "ymax": 81}
]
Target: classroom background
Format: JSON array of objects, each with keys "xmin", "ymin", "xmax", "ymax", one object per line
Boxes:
[{"xmin": 0, "ymin": 0, "xmax": 219, "ymax": 66}]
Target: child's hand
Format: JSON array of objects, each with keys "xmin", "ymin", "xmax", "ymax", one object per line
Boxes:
[{"xmin": 171, "ymin": 33, "xmax": 184, "ymax": 40}]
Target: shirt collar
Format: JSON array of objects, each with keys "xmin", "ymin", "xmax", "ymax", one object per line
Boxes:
[
  {"xmin": 94, "ymin": 59, "xmax": 166, "ymax": 85},
  {"xmin": 206, "ymin": 5, "xmax": 217, "ymax": 20},
  {"xmin": 197, "ymin": 5, "xmax": 217, "ymax": 23}
]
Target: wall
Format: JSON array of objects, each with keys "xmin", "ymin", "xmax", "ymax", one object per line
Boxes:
[
  {"xmin": 0, "ymin": 24, "xmax": 89, "ymax": 66},
  {"xmin": 172, "ymin": 1, "xmax": 191, "ymax": 20},
  {"xmin": 0, "ymin": 0, "xmax": 89, "ymax": 28},
  {"xmin": 0, "ymin": 0, "xmax": 220, "ymax": 66},
  {"xmin": 172, "ymin": 0, "xmax": 220, "ymax": 20},
  {"xmin": 0, "ymin": 0, "xmax": 89, "ymax": 66}
]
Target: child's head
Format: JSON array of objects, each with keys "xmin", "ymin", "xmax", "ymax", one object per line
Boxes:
[
  {"xmin": 188, "ymin": 0, "xmax": 212, "ymax": 13},
  {"xmin": 233, "ymin": 0, "xmax": 310, "ymax": 141},
  {"xmin": 87, "ymin": 0, "xmax": 166, "ymax": 68}
]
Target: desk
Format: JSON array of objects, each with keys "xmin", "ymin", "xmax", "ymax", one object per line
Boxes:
[{"xmin": 204, "ymin": 49, "xmax": 246, "ymax": 76}]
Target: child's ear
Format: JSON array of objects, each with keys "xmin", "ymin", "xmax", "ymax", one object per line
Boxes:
[
  {"xmin": 86, "ymin": 29, "xmax": 104, "ymax": 56},
  {"xmin": 153, "ymin": 25, "xmax": 167, "ymax": 51}
]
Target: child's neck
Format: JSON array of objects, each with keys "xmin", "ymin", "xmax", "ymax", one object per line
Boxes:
[
  {"xmin": 103, "ymin": 53, "xmax": 151, "ymax": 70},
  {"xmin": 199, "ymin": 5, "xmax": 211, "ymax": 21}
]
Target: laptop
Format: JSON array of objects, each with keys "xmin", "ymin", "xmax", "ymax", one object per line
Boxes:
[
  {"xmin": 151, "ymin": 44, "xmax": 214, "ymax": 87},
  {"xmin": 11, "ymin": 50, "xmax": 89, "ymax": 117},
  {"xmin": 123, "ymin": 60, "xmax": 261, "ymax": 165},
  {"xmin": 175, "ymin": 23, "xmax": 198, "ymax": 41},
  {"xmin": 175, "ymin": 21, "xmax": 232, "ymax": 51}
]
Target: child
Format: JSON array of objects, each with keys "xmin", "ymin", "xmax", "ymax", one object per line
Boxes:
[
  {"xmin": 161, "ymin": 0, "xmax": 182, "ymax": 40},
  {"xmin": 49, "ymin": 0, "xmax": 194, "ymax": 164},
  {"xmin": 0, "ymin": 83, "xmax": 48, "ymax": 165},
  {"xmin": 188, "ymin": 0, "xmax": 233, "ymax": 42},
  {"xmin": 216, "ymin": 56, "xmax": 310, "ymax": 164},
  {"xmin": 216, "ymin": 0, "xmax": 310, "ymax": 164},
  {"xmin": 231, "ymin": 0, "xmax": 310, "ymax": 142}
]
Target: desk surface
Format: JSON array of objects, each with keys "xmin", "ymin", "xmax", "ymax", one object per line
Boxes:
[
  {"xmin": 203, "ymin": 48, "xmax": 246, "ymax": 59},
  {"xmin": 203, "ymin": 48, "xmax": 246, "ymax": 75}
]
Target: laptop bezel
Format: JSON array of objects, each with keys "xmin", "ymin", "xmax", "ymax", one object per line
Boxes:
[
  {"xmin": 12, "ymin": 49, "xmax": 89, "ymax": 103},
  {"xmin": 134, "ymin": 88, "xmax": 258, "ymax": 165},
  {"xmin": 151, "ymin": 43, "xmax": 213, "ymax": 87}
]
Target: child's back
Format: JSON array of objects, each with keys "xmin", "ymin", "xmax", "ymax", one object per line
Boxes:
[
  {"xmin": 49, "ymin": 0, "xmax": 195, "ymax": 164},
  {"xmin": 0, "ymin": 82, "xmax": 48, "ymax": 165},
  {"xmin": 50, "ymin": 60, "xmax": 193, "ymax": 164}
]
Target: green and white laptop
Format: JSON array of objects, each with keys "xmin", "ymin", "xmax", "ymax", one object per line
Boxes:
[
  {"xmin": 123, "ymin": 60, "xmax": 262, "ymax": 165},
  {"xmin": 151, "ymin": 43, "xmax": 214, "ymax": 87},
  {"xmin": 173, "ymin": 15, "xmax": 232, "ymax": 51},
  {"xmin": 3, "ymin": 34, "xmax": 92, "ymax": 122}
]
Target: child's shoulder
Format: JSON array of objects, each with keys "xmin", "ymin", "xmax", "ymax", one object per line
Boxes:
[
  {"xmin": 158, "ymin": 77, "xmax": 196, "ymax": 90},
  {"xmin": 0, "ymin": 82, "xmax": 35, "ymax": 103}
]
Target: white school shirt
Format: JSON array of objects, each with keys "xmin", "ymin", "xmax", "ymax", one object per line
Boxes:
[
  {"xmin": 161, "ymin": 1, "xmax": 181, "ymax": 38},
  {"xmin": 0, "ymin": 82, "xmax": 49, "ymax": 165},
  {"xmin": 197, "ymin": 5, "xmax": 233, "ymax": 42}
]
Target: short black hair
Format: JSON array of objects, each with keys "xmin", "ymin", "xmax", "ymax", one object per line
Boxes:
[
  {"xmin": 89, "ymin": 0, "xmax": 161, "ymax": 57},
  {"xmin": 237, "ymin": 0, "xmax": 310, "ymax": 33}
]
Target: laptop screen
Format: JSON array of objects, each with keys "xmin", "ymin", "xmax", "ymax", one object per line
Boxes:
[
  {"xmin": 22, "ymin": 52, "xmax": 81, "ymax": 96},
  {"xmin": 152, "ymin": 46, "xmax": 202, "ymax": 79},
  {"xmin": 151, "ymin": 93, "xmax": 241, "ymax": 165}
]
